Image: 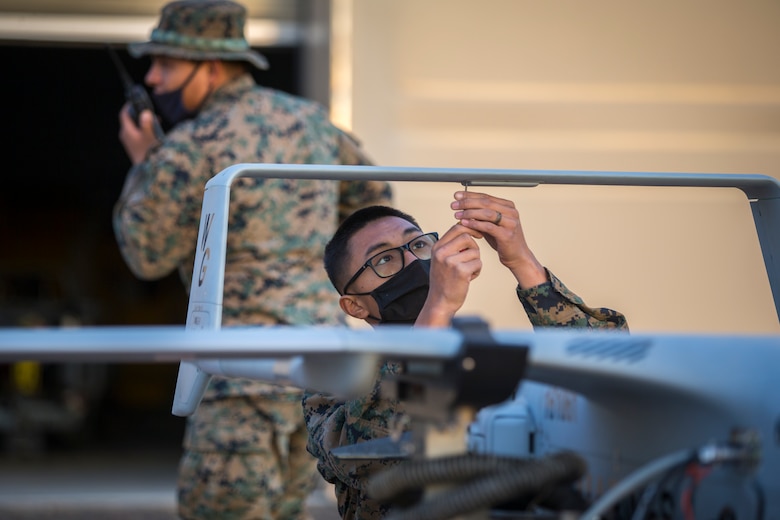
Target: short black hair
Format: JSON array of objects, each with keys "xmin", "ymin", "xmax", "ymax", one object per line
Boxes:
[{"xmin": 325, "ymin": 205, "xmax": 420, "ymax": 294}]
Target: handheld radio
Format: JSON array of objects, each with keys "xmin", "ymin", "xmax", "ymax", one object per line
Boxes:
[{"xmin": 107, "ymin": 45, "xmax": 165, "ymax": 141}]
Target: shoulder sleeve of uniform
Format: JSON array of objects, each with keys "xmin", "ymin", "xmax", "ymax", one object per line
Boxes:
[
  {"xmin": 112, "ymin": 139, "xmax": 204, "ymax": 280},
  {"xmin": 516, "ymin": 268, "xmax": 629, "ymax": 331},
  {"xmin": 338, "ymin": 180, "xmax": 394, "ymax": 223},
  {"xmin": 337, "ymin": 129, "xmax": 374, "ymax": 166},
  {"xmin": 335, "ymin": 130, "xmax": 394, "ymax": 222},
  {"xmin": 302, "ymin": 361, "xmax": 405, "ymax": 499}
]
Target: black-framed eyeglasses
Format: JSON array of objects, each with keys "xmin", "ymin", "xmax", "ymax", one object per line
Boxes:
[{"xmin": 342, "ymin": 232, "xmax": 439, "ymax": 295}]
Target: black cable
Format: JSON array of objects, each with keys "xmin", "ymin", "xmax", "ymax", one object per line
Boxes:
[
  {"xmin": 368, "ymin": 452, "xmax": 537, "ymax": 501},
  {"xmin": 752, "ymin": 479, "xmax": 765, "ymax": 520},
  {"xmin": 636, "ymin": 461, "xmax": 687, "ymax": 520},
  {"xmin": 629, "ymin": 480, "xmax": 659, "ymax": 520},
  {"xmin": 580, "ymin": 448, "xmax": 695, "ymax": 520},
  {"xmin": 370, "ymin": 451, "xmax": 585, "ymax": 520}
]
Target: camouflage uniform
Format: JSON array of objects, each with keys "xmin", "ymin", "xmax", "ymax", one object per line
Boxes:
[
  {"xmin": 112, "ymin": 4, "xmax": 393, "ymax": 517},
  {"xmin": 303, "ymin": 269, "xmax": 627, "ymax": 520}
]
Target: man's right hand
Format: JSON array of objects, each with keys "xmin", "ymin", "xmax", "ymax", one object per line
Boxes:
[
  {"xmin": 118, "ymin": 104, "xmax": 161, "ymax": 165},
  {"xmin": 415, "ymin": 224, "xmax": 482, "ymax": 328}
]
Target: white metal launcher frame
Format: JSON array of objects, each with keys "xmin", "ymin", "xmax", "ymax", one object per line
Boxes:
[{"xmin": 173, "ymin": 164, "xmax": 780, "ymax": 415}]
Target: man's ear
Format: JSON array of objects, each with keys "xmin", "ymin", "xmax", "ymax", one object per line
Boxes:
[
  {"xmin": 339, "ymin": 295, "xmax": 370, "ymax": 320},
  {"xmin": 208, "ymin": 60, "xmax": 226, "ymax": 86}
]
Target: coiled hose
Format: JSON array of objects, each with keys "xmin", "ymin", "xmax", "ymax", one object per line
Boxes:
[{"xmin": 366, "ymin": 451, "xmax": 586, "ymax": 520}]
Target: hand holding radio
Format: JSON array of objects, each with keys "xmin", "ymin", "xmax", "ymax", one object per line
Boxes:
[{"xmin": 108, "ymin": 45, "xmax": 165, "ymax": 142}]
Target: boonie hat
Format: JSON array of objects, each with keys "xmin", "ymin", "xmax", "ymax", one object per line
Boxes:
[{"xmin": 129, "ymin": 0, "xmax": 268, "ymax": 70}]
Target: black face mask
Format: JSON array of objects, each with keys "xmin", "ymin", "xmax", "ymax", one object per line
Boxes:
[
  {"xmin": 152, "ymin": 62, "xmax": 203, "ymax": 129},
  {"xmin": 368, "ymin": 259, "xmax": 431, "ymax": 325}
]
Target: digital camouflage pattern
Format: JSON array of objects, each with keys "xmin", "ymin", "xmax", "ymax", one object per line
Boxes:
[
  {"xmin": 302, "ymin": 268, "xmax": 627, "ymax": 520},
  {"xmin": 517, "ymin": 269, "xmax": 628, "ymax": 329},
  {"xmin": 178, "ymin": 398, "xmax": 314, "ymax": 519},
  {"xmin": 113, "ymin": 72, "xmax": 392, "ymax": 520}
]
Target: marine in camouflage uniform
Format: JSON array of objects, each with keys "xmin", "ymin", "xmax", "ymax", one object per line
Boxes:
[
  {"xmin": 112, "ymin": 1, "xmax": 392, "ymax": 519},
  {"xmin": 302, "ymin": 201, "xmax": 628, "ymax": 520}
]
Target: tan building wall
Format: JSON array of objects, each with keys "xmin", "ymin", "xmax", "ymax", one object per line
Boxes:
[{"xmin": 335, "ymin": 0, "xmax": 780, "ymax": 333}]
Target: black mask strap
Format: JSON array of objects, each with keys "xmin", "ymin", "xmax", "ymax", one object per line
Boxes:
[{"xmin": 176, "ymin": 61, "xmax": 203, "ymax": 91}]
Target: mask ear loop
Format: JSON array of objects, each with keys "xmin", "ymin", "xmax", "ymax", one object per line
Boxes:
[{"xmin": 177, "ymin": 61, "xmax": 203, "ymax": 92}]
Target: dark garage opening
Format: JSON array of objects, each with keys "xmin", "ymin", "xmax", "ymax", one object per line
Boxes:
[{"xmin": 0, "ymin": 41, "xmax": 302, "ymax": 456}]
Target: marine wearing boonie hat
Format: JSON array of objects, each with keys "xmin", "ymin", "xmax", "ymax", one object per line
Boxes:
[{"xmin": 129, "ymin": 0, "xmax": 269, "ymax": 70}]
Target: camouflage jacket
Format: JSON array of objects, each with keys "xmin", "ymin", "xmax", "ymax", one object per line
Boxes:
[
  {"xmin": 303, "ymin": 269, "xmax": 627, "ymax": 520},
  {"xmin": 113, "ymin": 73, "xmax": 393, "ymax": 399}
]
